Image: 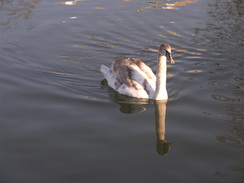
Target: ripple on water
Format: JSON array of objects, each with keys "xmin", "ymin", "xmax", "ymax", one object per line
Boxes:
[{"xmin": 1, "ymin": 0, "xmax": 244, "ymax": 183}]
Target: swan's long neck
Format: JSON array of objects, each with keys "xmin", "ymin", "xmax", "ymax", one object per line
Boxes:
[{"xmin": 154, "ymin": 54, "xmax": 168, "ymax": 100}]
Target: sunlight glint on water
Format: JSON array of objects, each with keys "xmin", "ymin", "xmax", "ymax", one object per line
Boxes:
[{"xmin": 1, "ymin": 0, "xmax": 243, "ymax": 183}]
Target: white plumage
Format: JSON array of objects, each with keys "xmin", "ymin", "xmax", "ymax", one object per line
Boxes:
[{"xmin": 101, "ymin": 43, "xmax": 175, "ymax": 100}]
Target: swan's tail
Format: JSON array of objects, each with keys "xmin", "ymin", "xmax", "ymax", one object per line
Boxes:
[
  {"xmin": 100, "ymin": 65, "xmax": 110, "ymax": 79},
  {"xmin": 100, "ymin": 65, "xmax": 116, "ymax": 90},
  {"xmin": 100, "ymin": 64, "xmax": 109, "ymax": 73}
]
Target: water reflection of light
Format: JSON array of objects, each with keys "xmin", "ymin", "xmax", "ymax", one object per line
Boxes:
[
  {"xmin": 186, "ymin": 70, "xmax": 203, "ymax": 73},
  {"xmin": 0, "ymin": 0, "xmax": 42, "ymax": 27},
  {"xmin": 177, "ymin": 50, "xmax": 188, "ymax": 53},
  {"xmin": 73, "ymin": 45, "xmax": 91, "ymax": 49},
  {"xmin": 138, "ymin": 0, "xmax": 198, "ymax": 11},
  {"xmin": 159, "ymin": 34, "xmax": 166, "ymax": 38},
  {"xmin": 93, "ymin": 41, "xmax": 114, "ymax": 48},
  {"xmin": 167, "ymin": 0, "xmax": 198, "ymax": 8},
  {"xmin": 212, "ymin": 95, "xmax": 240, "ymax": 103},
  {"xmin": 175, "ymin": 49, "xmax": 204, "ymax": 60},
  {"xmin": 167, "ymin": 30, "xmax": 181, "ymax": 37},
  {"xmin": 51, "ymin": 0, "xmax": 87, "ymax": 6},
  {"xmin": 144, "ymin": 47, "xmax": 158, "ymax": 52},
  {"xmin": 49, "ymin": 71, "xmax": 70, "ymax": 76},
  {"xmin": 196, "ymin": 49, "xmax": 206, "ymax": 52},
  {"xmin": 188, "ymin": 52, "xmax": 202, "ymax": 55},
  {"xmin": 120, "ymin": 38, "xmax": 137, "ymax": 44},
  {"xmin": 51, "ymin": 1, "xmax": 76, "ymax": 5},
  {"xmin": 26, "ymin": 0, "xmax": 42, "ymax": 4},
  {"xmin": 92, "ymin": 7, "xmax": 106, "ymax": 10}
]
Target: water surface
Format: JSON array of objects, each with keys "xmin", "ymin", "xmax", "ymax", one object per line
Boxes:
[{"xmin": 1, "ymin": 0, "xmax": 243, "ymax": 182}]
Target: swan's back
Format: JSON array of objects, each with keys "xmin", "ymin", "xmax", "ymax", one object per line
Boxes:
[{"xmin": 101, "ymin": 58, "xmax": 156, "ymax": 99}]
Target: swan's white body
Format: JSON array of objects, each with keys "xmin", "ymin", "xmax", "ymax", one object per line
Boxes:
[{"xmin": 100, "ymin": 43, "xmax": 174, "ymax": 100}]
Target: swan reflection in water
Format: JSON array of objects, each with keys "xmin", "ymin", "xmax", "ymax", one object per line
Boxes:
[
  {"xmin": 101, "ymin": 80, "xmax": 171, "ymax": 155},
  {"xmin": 154, "ymin": 100, "xmax": 171, "ymax": 155}
]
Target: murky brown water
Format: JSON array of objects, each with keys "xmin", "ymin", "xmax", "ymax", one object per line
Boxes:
[{"xmin": 1, "ymin": 0, "xmax": 243, "ymax": 182}]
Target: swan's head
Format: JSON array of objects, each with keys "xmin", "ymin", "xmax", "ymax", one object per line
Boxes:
[{"xmin": 159, "ymin": 43, "xmax": 175, "ymax": 64}]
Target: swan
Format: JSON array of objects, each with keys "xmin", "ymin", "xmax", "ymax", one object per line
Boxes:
[{"xmin": 100, "ymin": 43, "xmax": 175, "ymax": 100}]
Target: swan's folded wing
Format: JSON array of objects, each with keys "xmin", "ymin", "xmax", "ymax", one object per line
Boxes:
[
  {"xmin": 130, "ymin": 58, "xmax": 156, "ymax": 81},
  {"xmin": 111, "ymin": 58, "xmax": 143, "ymax": 89},
  {"xmin": 128, "ymin": 64, "xmax": 156, "ymax": 99},
  {"xmin": 127, "ymin": 64, "xmax": 148, "ymax": 87},
  {"xmin": 102, "ymin": 58, "xmax": 155, "ymax": 99}
]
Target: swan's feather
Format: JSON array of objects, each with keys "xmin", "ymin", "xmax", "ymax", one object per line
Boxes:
[{"xmin": 101, "ymin": 58, "xmax": 156, "ymax": 99}]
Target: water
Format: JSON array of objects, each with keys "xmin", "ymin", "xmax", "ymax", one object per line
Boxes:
[{"xmin": 1, "ymin": 0, "xmax": 243, "ymax": 182}]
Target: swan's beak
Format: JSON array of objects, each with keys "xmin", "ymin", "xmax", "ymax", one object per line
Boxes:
[{"xmin": 167, "ymin": 52, "xmax": 175, "ymax": 64}]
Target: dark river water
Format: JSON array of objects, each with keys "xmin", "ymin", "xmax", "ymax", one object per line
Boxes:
[{"xmin": 1, "ymin": 0, "xmax": 244, "ymax": 182}]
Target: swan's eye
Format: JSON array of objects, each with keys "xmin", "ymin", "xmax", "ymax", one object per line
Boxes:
[{"xmin": 164, "ymin": 49, "xmax": 169, "ymax": 55}]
